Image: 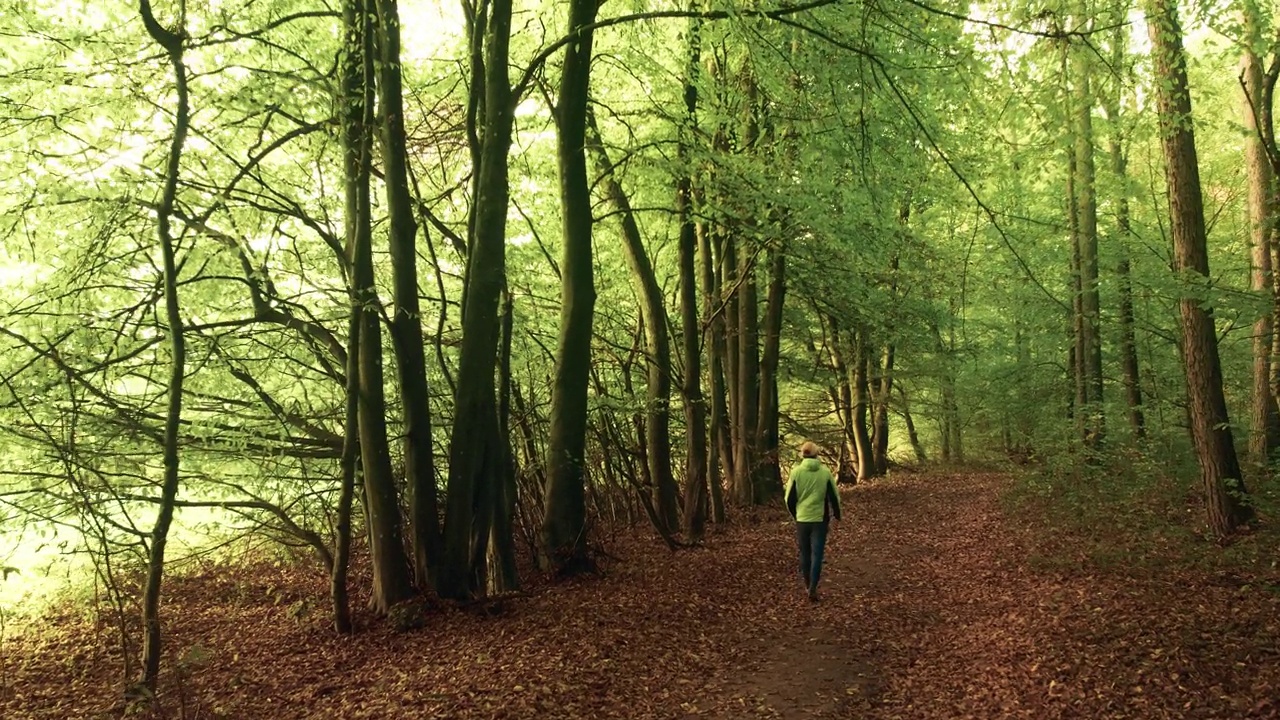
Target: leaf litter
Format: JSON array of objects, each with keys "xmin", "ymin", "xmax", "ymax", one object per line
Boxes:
[{"xmin": 3, "ymin": 471, "xmax": 1278, "ymax": 719}]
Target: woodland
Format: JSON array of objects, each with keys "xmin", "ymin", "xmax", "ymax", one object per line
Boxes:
[{"xmin": 2, "ymin": 0, "xmax": 1280, "ymax": 717}]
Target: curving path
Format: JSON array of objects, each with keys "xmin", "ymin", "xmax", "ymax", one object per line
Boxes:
[{"xmin": 695, "ymin": 471, "xmax": 1280, "ymax": 720}]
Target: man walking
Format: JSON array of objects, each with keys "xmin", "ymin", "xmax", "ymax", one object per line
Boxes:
[{"xmin": 785, "ymin": 441, "xmax": 842, "ymax": 602}]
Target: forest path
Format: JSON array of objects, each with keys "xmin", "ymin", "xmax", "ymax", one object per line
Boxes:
[
  {"xmin": 698, "ymin": 470, "xmax": 1037, "ymax": 719},
  {"xmin": 696, "ymin": 470, "xmax": 1280, "ymax": 720},
  {"xmin": 9, "ymin": 470, "xmax": 1278, "ymax": 719}
]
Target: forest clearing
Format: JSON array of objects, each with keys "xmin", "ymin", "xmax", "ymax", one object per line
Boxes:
[{"xmin": 6, "ymin": 470, "xmax": 1279, "ymax": 719}]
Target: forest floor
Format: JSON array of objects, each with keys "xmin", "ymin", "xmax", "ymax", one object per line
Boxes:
[{"xmin": 4, "ymin": 469, "xmax": 1280, "ymax": 719}]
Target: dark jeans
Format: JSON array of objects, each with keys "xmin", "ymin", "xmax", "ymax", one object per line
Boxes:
[{"xmin": 796, "ymin": 521, "xmax": 829, "ymax": 592}]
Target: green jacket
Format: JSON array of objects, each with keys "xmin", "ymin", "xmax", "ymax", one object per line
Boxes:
[{"xmin": 785, "ymin": 458, "xmax": 842, "ymax": 523}]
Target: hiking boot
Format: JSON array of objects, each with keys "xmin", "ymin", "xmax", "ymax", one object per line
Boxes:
[{"xmin": 808, "ymin": 588, "xmax": 820, "ymax": 603}]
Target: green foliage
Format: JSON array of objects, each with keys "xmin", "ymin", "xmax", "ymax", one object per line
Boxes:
[
  {"xmin": 0, "ymin": 0, "xmax": 1275, "ymax": 642},
  {"xmin": 1007, "ymin": 447, "xmax": 1280, "ymax": 575}
]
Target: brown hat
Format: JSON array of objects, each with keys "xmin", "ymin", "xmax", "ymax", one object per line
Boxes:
[{"xmin": 800, "ymin": 441, "xmax": 820, "ymax": 458}]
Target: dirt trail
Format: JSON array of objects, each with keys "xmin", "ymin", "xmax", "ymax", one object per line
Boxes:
[
  {"xmin": 697, "ymin": 470, "xmax": 1280, "ymax": 720},
  {"xmin": 701, "ymin": 468, "xmax": 1280, "ymax": 717},
  {"xmin": 699, "ymin": 471, "xmax": 1033, "ymax": 719},
  {"xmin": 8, "ymin": 470, "xmax": 1277, "ymax": 719}
]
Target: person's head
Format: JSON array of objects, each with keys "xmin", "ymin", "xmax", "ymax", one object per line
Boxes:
[{"xmin": 800, "ymin": 441, "xmax": 820, "ymax": 459}]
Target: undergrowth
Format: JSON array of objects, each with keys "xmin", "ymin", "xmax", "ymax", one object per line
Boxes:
[{"xmin": 1004, "ymin": 447, "xmax": 1280, "ymax": 580}]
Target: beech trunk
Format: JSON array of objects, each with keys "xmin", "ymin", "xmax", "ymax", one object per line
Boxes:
[{"xmin": 1145, "ymin": 0, "xmax": 1256, "ymax": 536}]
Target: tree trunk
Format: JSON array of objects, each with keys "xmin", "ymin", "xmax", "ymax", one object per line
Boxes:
[
  {"xmin": 512, "ymin": 382, "xmax": 547, "ymax": 530},
  {"xmin": 1264, "ymin": 35, "xmax": 1280, "ymax": 458},
  {"xmin": 584, "ymin": 111, "xmax": 678, "ymax": 533},
  {"xmin": 733, "ymin": 245, "xmax": 761, "ymax": 503},
  {"xmin": 1064, "ymin": 44, "xmax": 1083, "ymax": 432},
  {"xmin": 373, "ymin": 0, "xmax": 439, "ymax": 591},
  {"xmin": 701, "ymin": 220, "xmax": 728, "ymax": 524},
  {"xmin": 897, "ymin": 384, "xmax": 928, "ymax": 463},
  {"xmin": 714, "ymin": 229, "xmax": 736, "ymax": 492},
  {"xmin": 332, "ymin": 306, "xmax": 360, "ymax": 634},
  {"xmin": 347, "ymin": 0, "xmax": 415, "ymax": 614},
  {"xmin": 1242, "ymin": 3, "xmax": 1279, "ymax": 467},
  {"xmin": 137, "ymin": 0, "xmax": 189, "ymax": 693},
  {"xmin": 440, "ymin": 0, "xmax": 515, "ymax": 600},
  {"xmin": 1145, "ymin": 0, "xmax": 1255, "ymax": 536},
  {"xmin": 732, "ymin": 64, "xmax": 765, "ymax": 505},
  {"xmin": 489, "ymin": 289, "xmax": 521, "ymax": 593},
  {"xmin": 1067, "ymin": 149, "xmax": 1087, "ymax": 441},
  {"xmin": 1116, "ymin": 250, "xmax": 1146, "ymax": 436},
  {"xmin": 827, "ymin": 317, "xmax": 858, "ymax": 482},
  {"xmin": 1103, "ymin": 85, "xmax": 1147, "ymax": 440},
  {"xmin": 756, "ymin": 245, "xmax": 785, "ymax": 498},
  {"xmin": 852, "ymin": 330, "xmax": 874, "ymax": 482},
  {"xmin": 542, "ymin": 0, "xmax": 600, "ymax": 574},
  {"xmin": 720, "ymin": 227, "xmax": 742, "ymax": 500},
  {"xmin": 871, "ymin": 342, "xmax": 894, "ymax": 476},
  {"xmin": 1073, "ymin": 34, "xmax": 1104, "ymax": 449},
  {"xmin": 678, "ymin": 16, "xmax": 709, "ymax": 539},
  {"xmin": 870, "ymin": 215, "xmax": 905, "ymax": 476},
  {"xmin": 625, "ymin": 320, "xmax": 656, "ymax": 506},
  {"xmin": 936, "ymin": 318, "xmax": 962, "ymax": 464},
  {"xmin": 948, "ymin": 321, "xmax": 962, "ymax": 463},
  {"xmin": 1103, "ymin": 10, "xmax": 1146, "ymax": 443}
]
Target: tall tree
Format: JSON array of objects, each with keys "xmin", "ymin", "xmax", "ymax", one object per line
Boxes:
[
  {"xmin": 679, "ymin": 12, "xmax": 711, "ymax": 538},
  {"xmin": 1144, "ymin": 0, "xmax": 1255, "ymax": 536},
  {"xmin": 717, "ymin": 238, "xmax": 739, "ymax": 487},
  {"xmin": 825, "ymin": 315, "xmax": 858, "ymax": 482},
  {"xmin": 756, "ymin": 243, "xmax": 786, "ymax": 491},
  {"xmin": 542, "ymin": 0, "xmax": 600, "ymax": 574},
  {"xmin": 852, "ymin": 328, "xmax": 874, "ymax": 481},
  {"xmin": 728, "ymin": 63, "xmax": 765, "ymax": 505},
  {"xmin": 344, "ymin": 0, "xmax": 414, "ymax": 613},
  {"xmin": 1071, "ymin": 24, "xmax": 1104, "ymax": 449},
  {"xmin": 489, "ymin": 288, "xmax": 520, "ymax": 592},
  {"xmin": 1240, "ymin": 0, "xmax": 1279, "ymax": 467},
  {"xmin": 331, "ymin": 308, "xmax": 360, "ymax": 634},
  {"xmin": 701, "ymin": 209, "xmax": 730, "ymax": 523},
  {"xmin": 937, "ymin": 314, "xmax": 962, "ymax": 464},
  {"xmin": 871, "ymin": 340, "xmax": 895, "ymax": 476},
  {"xmin": 1067, "ymin": 149, "xmax": 1086, "ymax": 431},
  {"xmin": 136, "ymin": 0, "xmax": 189, "ymax": 694},
  {"xmin": 1101, "ymin": 11, "xmax": 1146, "ymax": 442},
  {"xmin": 733, "ymin": 235, "xmax": 762, "ymax": 500},
  {"xmin": 441, "ymin": 0, "xmax": 517, "ymax": 600},
  {"xmin": 373, "ymin": 0, "xmax": 440, "ymax": 590},
  {"xmin": 585, "ymin": 110, "xmax": 678, "ymax": 534},
  {"xmin": 871, "ymin": 206, "xmax": 907, "ymax": 477},
  {"xmin": 1261, "ymin": 33, "xmax": 1280, "ymax": 466}
]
